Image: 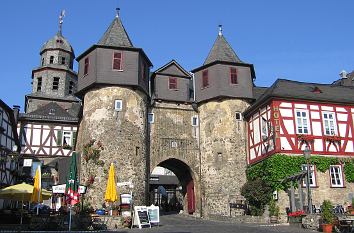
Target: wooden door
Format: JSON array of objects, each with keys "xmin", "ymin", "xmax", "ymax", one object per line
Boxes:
[{"xmin": 187, "ymin": 180, "xmax": 195, "ymax": 214}]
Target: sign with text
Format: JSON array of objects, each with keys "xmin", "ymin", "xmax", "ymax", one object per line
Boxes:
[
  {"xmin": 52, "ymin": 184, "xmax": 87, "ymax": 194},
  {"xmin": 147, "ymin": 205, "xmax": 160, "ymax": 225},
  {"xmin": 133, "ymin": 206, "xmax": 151, "ymax": 229},
  {"xmin": 23, "ymin": 159, "xmax": 32, "ymax": 167}
]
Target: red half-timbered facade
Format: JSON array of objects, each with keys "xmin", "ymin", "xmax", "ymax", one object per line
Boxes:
[{"xmin": 247, "ymin": 100, "xmax": 354, "ymax": 164}]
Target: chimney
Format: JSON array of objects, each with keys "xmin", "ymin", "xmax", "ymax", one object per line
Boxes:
[{"xmin": 12, "ymin": 105, "xmax": 20, "ymax": 124}]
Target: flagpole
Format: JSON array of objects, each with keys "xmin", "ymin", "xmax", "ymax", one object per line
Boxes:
[{"xmin": 68, "ymin": 204, "xmax": 72, "ymax": 231}]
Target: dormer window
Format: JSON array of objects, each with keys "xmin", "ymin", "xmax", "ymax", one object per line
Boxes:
[
  {"xmin": 169, "ymin": 77, "xmax": 178, "ymax": 90},
  {"xmin": 50, "ymin": 56, "xmax": 54, "ymax": 64},
  {"xmin": 230, "ymin": 67, "xmax": 238, "ymax": 84},
  {"xmin": 49, "ymin": 109, "xmax": 55, "ymax": 115},
  {"xmin": 113, "ymin": 52, "xmax": 123, "ymax": 70},
  {"xmin": 202, "ymin": 70, "xmax": 209, "ymax": 88},
  {"xmin": 84, "ymin": 57, "xmax": 89, "ymax": 76}
]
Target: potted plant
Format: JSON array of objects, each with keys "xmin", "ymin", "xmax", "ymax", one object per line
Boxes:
[
  {"xmin": 348, "ymin": 198, "xmax": 354, "ymax": 215},
  {"xmin": 321, "ymin": 200, "xmax": 335, "ymax": 233},
  {"xmin": 268, "ymin": 199, "xmax": 279, "ymax": 223}
]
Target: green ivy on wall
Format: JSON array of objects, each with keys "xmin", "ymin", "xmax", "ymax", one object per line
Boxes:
[{"xmin": 246, "ymin": 154, "xmax": 354, "ymax": 191}]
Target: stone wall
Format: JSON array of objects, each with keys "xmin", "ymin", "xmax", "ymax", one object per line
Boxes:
[
  {"xmin": 198, "ymin": 99, "xmax": 250, "ymax": 217},
  {"xmin": 77, "ymin": 86, "xmax": 149, "ymax": 209},
  {"xmin": 149, "ymin": 102, "xmax": 200, "ymax": 213}
]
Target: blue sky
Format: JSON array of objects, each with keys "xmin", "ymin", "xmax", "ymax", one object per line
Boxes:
[{"xmin": 1, "ymin": 1, "xmax": 354, "ymax": 110}]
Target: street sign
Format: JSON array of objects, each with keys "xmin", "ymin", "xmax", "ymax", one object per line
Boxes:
[{"xmin": 52, "ymin": 184, "xmax": 87, "ymax": 194}]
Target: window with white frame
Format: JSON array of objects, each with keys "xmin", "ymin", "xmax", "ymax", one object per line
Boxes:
[
  {"xmin": 322, "ymin": 112, "xmax": 337, "ymax": 135},
  {"xmin": 114, "ymin": 100, "xmax": 122, "ymax": 111},
  {"xmin": 62, "ymin": 131, "xmax": 73, "ymax": 146},
  {"xmin": 148, "ymin": 113, "xmax": 154, "ymax": 124},
  {"xmin": 295, "ymin": 109, "xmax": 309, "ymax": 134},
  {"xmin": 261, "ymin": 116, "xmax": 269, "ymax": 137},
  {"xmin": 192, "ymin": 116, "xmax": 198, "ymax": 126},
  {"xmin": 330, "ymin": 165, "xmax": 344, "ymax": 187},
  {"xmin": 235, "ymin": 112, "xmax": 242, "ymax": 121},
  {"xmin": 301, "ymin": 164, "xmax": 316, "ymax": 187}
]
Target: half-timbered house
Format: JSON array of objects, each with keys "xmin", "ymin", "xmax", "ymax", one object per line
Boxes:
[
  {"xmin": 244, "ymin": 78, "xmax": 354, "ymax": 213},
  {"xmin": 0, "ymin": 99, "xmax": 20, "ymax": 208}
]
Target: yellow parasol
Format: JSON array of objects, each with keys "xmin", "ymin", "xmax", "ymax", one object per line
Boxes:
[
  {"xmin": 105, "ymin": 163, "xmax": 118, "ymax": 203},
  {"xmin": 0, "ymin": 182, "xmax": 51, "ymax": 201},
  {"xmin": 31, "ymin": 166, "xmax": 42, "ymax": 203}
]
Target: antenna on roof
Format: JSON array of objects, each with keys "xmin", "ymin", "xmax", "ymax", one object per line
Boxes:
[
  {"xmin": 218, "ymin": 24, "xmax": 223, "ymax": 36},
  {"xmin": 58, "ymin": 10, "xmax": 65, "ymax": 35},
  {"xmin": 116, "ymin": 8, "xmax": 120, "ymax": 18}
]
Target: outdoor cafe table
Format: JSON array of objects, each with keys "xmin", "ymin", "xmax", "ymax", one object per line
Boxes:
[{"xmin": 336, "ymin": 214, "xmax": 354, "ymax": 232}]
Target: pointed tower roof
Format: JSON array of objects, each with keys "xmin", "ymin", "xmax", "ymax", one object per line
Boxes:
[
  {"xmin": 98, "ymin": 10, "xmax": 133, "ymax": 47},
  {"xmin": 203, "ymin": 25, "xmax": 242, "ymax": 65}
]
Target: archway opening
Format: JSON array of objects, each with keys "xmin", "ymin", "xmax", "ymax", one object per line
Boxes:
[{"xmin": 150, "ymin": 158, "xmax": 195, "ymax": 214}]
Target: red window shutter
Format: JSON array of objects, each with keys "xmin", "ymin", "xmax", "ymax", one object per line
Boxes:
[
  {"xmin": 169, "ymin": 77, "xmax": 177, "ymax": 89},
  {"xmin": 113, "ymin": 52, "xmax": 122, "ymax": 70},
  {"xmin": 202, "ymin": 70, "xmax": 209, "ymax": 88},
  {"xmin": 84, "ymin": 57, "xmax": 89, "ymax": 75},
  {"xmin": 230, "ymin": 67, "xmax": 237, "ymax": 84}
]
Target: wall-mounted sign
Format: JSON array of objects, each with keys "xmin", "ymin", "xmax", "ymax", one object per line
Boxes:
[
  {"xmin": 23, "ymin": 159, "xmax": 33, "ymax": 167},
  {"xmin": 52, "ymin": 184, "xmax": 87, "ymax": 194}
]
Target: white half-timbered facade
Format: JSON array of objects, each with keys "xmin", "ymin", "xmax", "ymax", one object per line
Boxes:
[
  {"xmin": 0, "ymin": 100, "xmax": 20, "ymax": 189},
  {"xmin": 20, "ymin": 123, "xmax": 77, "ymax": 157}
]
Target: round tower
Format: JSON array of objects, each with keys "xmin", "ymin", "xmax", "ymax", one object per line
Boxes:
[
  {"xmin": 192, "ymin": 26, "xmax": 256, "ymax": 217},
  {"xmin": 75, "ymin": 11, "xmax": 152, "ymax": 207}
]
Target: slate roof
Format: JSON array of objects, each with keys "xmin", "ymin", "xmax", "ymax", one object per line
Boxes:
[
  {"xmin": 40, "ymin": 33, "xmax": 74, "ymax": 55},
  {"xmin": 245, "ymin": 79, "xmax": 354, "ymax": 117},
  {"xmin": 253, "ymin": 86, "xmax": 268, "ymax": 100},
  {"xmin": 98, "ymin": 16, "xmax": 133, "ymax": 47},
  {"xmin": 204, "ymin": 34, "xmax": 242, "ymax": 65},
  {"xmin": 21, "ymin": 102, "xmax": 79, "ymax": 122},
  {"xmin": 153, "ymin": 60, "xmax": 192, "ymax": 78}
]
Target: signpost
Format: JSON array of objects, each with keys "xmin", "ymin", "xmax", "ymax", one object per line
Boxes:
[{"xmin": 132, "ymin": 206, "xmax": 151, "ymax": 229}]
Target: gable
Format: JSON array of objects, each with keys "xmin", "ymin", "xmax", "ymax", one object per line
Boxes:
[{"xmin": 155, "ymin": 60, "xmax": 191, "ymax": 78}]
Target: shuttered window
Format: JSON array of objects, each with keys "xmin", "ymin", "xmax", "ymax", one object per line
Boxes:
[
  {"xmin": 169, "ymin": 77, "xmax": 177, "ymax": 90},
  {"xmin": 113, "ymin": 52, "xmax": 123, "ymax": 70},
  {"xmin": 230, "ymin": 67, "xmax": 238, "ymax": 84},
  {"xmin": 84, "ymin": 57, "xmax": 89, "ymax": 75},
  {"xmin": 202, "ymin": 70, "xmax": 209, "ymax": 88}
]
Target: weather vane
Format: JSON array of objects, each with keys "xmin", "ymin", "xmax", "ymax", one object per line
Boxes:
[{"xmin": 59, "ymin": 10, "xmax": 65, "ymax": 35}]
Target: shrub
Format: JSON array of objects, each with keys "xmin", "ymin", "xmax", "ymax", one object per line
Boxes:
[
  {"xmin": 268, "ymin": 199, "xmax": 279, "ymax": 217},
  {"xmin": 321, "ymin": 200, "xmax": 335, "ymax": 224}
]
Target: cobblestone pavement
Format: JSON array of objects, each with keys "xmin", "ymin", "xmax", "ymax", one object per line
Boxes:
[{"xmin": 112, "ymin": 214, "xmax": 315, "ymax": 233}]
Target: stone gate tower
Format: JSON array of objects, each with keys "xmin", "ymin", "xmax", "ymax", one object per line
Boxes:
[
  {"xmin": 192, "ymin": 26, "xmax": 256, "ymax": 216},
  {"xmin": 75, "ymin": 12, "xmax": 152, "ymax": 207}
]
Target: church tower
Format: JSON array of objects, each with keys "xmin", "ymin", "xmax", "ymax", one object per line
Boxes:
[
  {"xmin": 26, "ymin": 12, "xmax": 78, "ymax": 113},
  {"xmin": 192, "ymin": 26, "xmax": 256, "ymax": 216},
  {"xmin": 76, "ymin": 10, "xmax": 152, "ymax": 207}
]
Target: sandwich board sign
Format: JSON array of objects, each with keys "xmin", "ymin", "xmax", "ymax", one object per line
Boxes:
[
  {"xmin": 147, "ymin": 204, "xmax": 160, "ymax": 225},
  {"xmin": 132, "ymin": 206, "xmax": 151, "ymax": 229}
]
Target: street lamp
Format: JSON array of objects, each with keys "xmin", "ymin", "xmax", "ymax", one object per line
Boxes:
[{"xmin": 303, "ymin": 146, "xmax": 313, "ymax": 214}]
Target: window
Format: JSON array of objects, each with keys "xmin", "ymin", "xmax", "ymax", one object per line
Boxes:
[
  {"xmin": 192, "ymin": 116, "xmax": 199, "ymax": 126},
  {"xmin": 230, "ymin": 67, "xmax": 238, "ymax": 84},
  {"xmin": 295, "ymin": 110, "xmax": 309, "ymax": 134},
  {"xmin": 114, "ymin": 100, "xmax": 122, "ymax": 111},
  {"xmin": 49, "ymin": 109, "xmax": 55, "ymax": 115},
  {"xmin": 261, "ymin": 116, "xmax": 269, "ymax": 137},
  {"xmin": 113, "ymin": 52, "xmax": 122, "ymax": 70},
  {"xmin": 235, "ymin": 112, "xmax": 242, "ymax": 121},
  {"xmin": 322, "ymin": 112, "xmax": 337, "ymax": 135},
  {"xmin": 69, "ymin": 81, "xmax": 75, "ymax": 94},
  {"xmin": 41, "ymin": 58, "xmax": 45, "ymax": 66},
  {"xmin": 52, "ymin": 77, "xmax": 60, "ymax": 90},
  {"xmin": 171, "ymin": 141, "xmax": 178, "ymax": 148},
  {"xmin": 61, "ymin": 57, "xmax": 66, "ymax": 65},
  {"xmin": 62, "ymin": 131, "xmax": 73, "ymax": 146},
  {"xmin": 330, "ymin": 165, "xmax": 344, "ymax": 187},
  {"xmin": 84, "ymin": 57, "xmax": 89, "ymax": 76},
  {"xmin": 148, "ymin": 113, "xmax": 154, "ymax": 124},
  {"xmin": 49, "ymin": 56, "xmax": 54, "ymax": 64},
  {"xmin": 202, "ymin": 70, "xmax": 209, "ymax": 88},
  {"xmin": 37, "ymin": 77, "xmax": 42, "ymax": 92},
  {"xmin": 301, "ymin": 165, "xmax": 316, "ymax": 187},
  {"xmin": 169, "ymin": 77, "xmax": 177, "ymax": 90}
]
